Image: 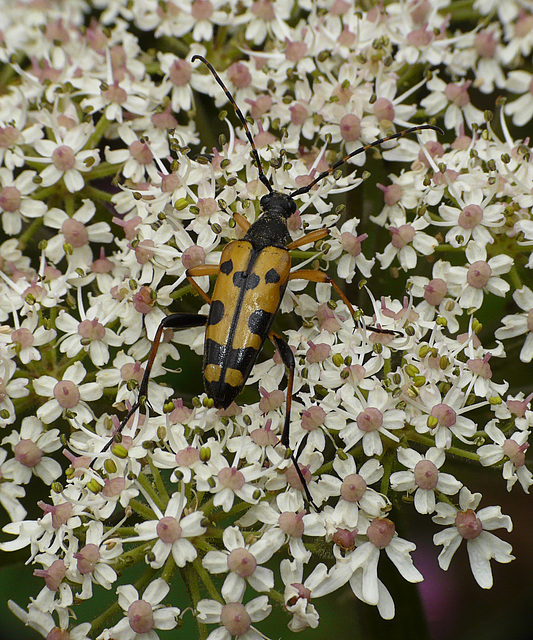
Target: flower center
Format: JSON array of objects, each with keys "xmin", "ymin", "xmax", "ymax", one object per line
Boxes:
[
  {"xmin": 340, "ymin": 473, "xmax": 367, "ymax": 502},
  {"xmin": 128, "ymin": 600, "xmax": 154, "ymax": 633},
  {"xmin": 156, "ymin": 516, "xmax": 183, "ymax": 543},
  {"xmin": 227, "ymin": 548, "xmax": 257, "ymax": 577},
  {"xmin": 356, "ymin": 407, "xmax": 383, "ymax": 432}
]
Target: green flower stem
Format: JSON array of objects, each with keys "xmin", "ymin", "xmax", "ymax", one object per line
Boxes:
[
  {"xmin": 383, "ymin": 355, "xmax": 393, "ymax": 377},
  {"xmin": 64, "ymin": 193, "xmax": 75, "ymax": 217},
  {"xmin": 129, "ymin": 497, "xmax": 157, "ymax": 521},
  {"xmin": 84, "ymin": 161, "xmax": 124, "ymax": 181},
  {"xmin": 32, "ymin": 184, "xmax": 66, "ymax": 201},
  {"xmin": 435, "ymin": 490, "xmax": 456, "ymax": 506},
  {"xmin": 268, "ymin": 588, "xmax": 284, "ymax": 605},
  {"xmin": 507, "ymin": 265, "xmax": 523, "ymax": 290},
  {"xmin": 447, "ymin": 0, "xmax": 478, "ymax": 21},
  {"xmin": 0, "ymin": 56, "xmax": 19, "ymax": 88},
  {"xmin": 86, "ymin": 114, "xmax": 111, "ymax": 150},
  {"xmin": 197, "ymin": 495, "xmax": 215, "ymax": 516},
  {"xmin": 83, "ymin": 183, "xmax": 115, "ymax": 203},
  {"xmin": 193, "ymin": 556, "xmax": 224, "ymax": 603},
  {"xmin": 380, "ymin": 445, "xmax": 395, "ymax": 496},
  {"xmin": 433, "ymin": 243, "xmax": 464, "ymax": 253},
  {"xmin": 114, "ymin": 540, "xmax": 154, "ymax": 572},
  {"xmin": 90, "ymin": 599, "xmax": 122, "ymax": 638},
  {"xmin": 105, "ymin": 526, "xmax": 137, "ymax": 536},
  {"xmin": 56, "ymin": 350, "xmax": 89, "ymax": 377},
  {"xmin": 148, "ymin": 457, "xmax": 170, "ymax": 508},
  {"xmin": 157, "ymin": 35, "xmax": 190, "ymax": 58},
  {"xmin": 396, "ymin": 64, "xmax": 426, "ymax": 90},
  {"xmin": 214, "ymin": 26, "xmax": 228, "ymax": 51},
  {"xmin": 194, "ymin": 537, "xmax": 219, "ymax": 555},
  {"xmin": 161, "ymin": 552, "xmax": 176, "ymax": 584},
  {"xmin": 171, "ymin": 281, "xmax": 206, "ymax": 301},
  {"xmin": 181, "ymin": 561, "xmax": 209, "ymax": 640},
  {"xmin": 17, "ymin": 216, "xmax": 44, "ymax": 250},
  {"xmin": 212, "ymin": 498, "xmax": 252, "ymax": 522},
  {"xmin": 406, "ymin": 430, "xmax": 480, "ymax": 462},
  {"xmin": 135, "ymin": 473, "xmax": 167, "ymax": 514}
]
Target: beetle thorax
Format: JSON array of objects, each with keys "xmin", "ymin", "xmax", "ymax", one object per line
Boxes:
[{"xmin": 244, "ymin": 207, "xmax": 292, "ymax": 249}]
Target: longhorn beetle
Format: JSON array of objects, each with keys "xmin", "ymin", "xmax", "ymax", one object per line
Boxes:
[{"xmin": 105, "ymin": 54, "xmax": 442, "ymax": 505}]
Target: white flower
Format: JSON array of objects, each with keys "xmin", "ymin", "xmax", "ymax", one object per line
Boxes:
[
  {"xmin": 421, "ymin": 75, "xmax": 484, "ymax": 133},
  {"xmin": 104, "ymin": 124, "xmax": 169, "ymax": 183},
  {"xmin": 195, "ymin": 455, "xmax": 264, "ymax": 512},
  {"xmin": 409, "ymin": 260, "xmax": 462, "ymax": 333},
  {"xmin": 344, "ymin": 517, "xmax": 423, "ymax": 606},
  {"xmin": 43, "ymin": 199, "xmax": 113, "ymax": 267},
  {"xmin": 433, "ymin": 487, "xmax": 514, "ymax": 588},
  {"xmin": 0, "ymin": 168, "xmax": 47, "ymax": 235},
  {"xmin": 477, "ymin": 421, "xmax": 532, "ymax": 492},
  {"xmin": 33, "ymin": 362, "xmax": 102, "ymax": 425},
  {"xmin": 319, "ymin": 455, "xmax": 388, "ymax": 528},
  {"xmin": 236, "ymin": 492, "xmax": 325, "ymax": 563},
  {"xmin": 505, "ymin": 70, "xmax": 533, "ymax": 126},
  {"xmin": 196, "ymin": 592, "xmax": 271, "ymax": 640},
  {"xmin": 390, "ymin": 447, "xmax": 462, "ymax": 514},
  {"xmin": 436, "ymin": 195, "xmax": 505, "ymax": 248},
  {"xmin": 348, "ymin": 569, "xmax": 396, "ymax": 620},
  {"xmin": 70, "ymin": 521, "xmax": 121, "ymax": 600},
  {"xmin": 0, "ymin": 447, "xmax": 26, "ymax": 521},
  {"xmin": 338, "ymin": 384, "xmax": 406, "ymax": 456},
  {"xmin": 376, "ymin": 215, "xmax": 438, "ymax": 272},
  {"xmin": 202, "ymin": 525, "xmax": 283, "ymax": 596},
  {"xmin": 1, "ymin": 309, "xmax": 56, "ymax": 364},
  {"xmin": 446, "ymin": 242, "xmax": 512, "ymax": 310},
  {"xmin": 106, "ymin": 578, "xmax": 180, "ymax": 640},
  {"xmin": 127, "ymin": 493, "xmax": 205, "ymax": 569},
  {"xmin": 55, "ymin": 306, "xmax": 122, "ymax": 368},
  {"xmin": 2, "ymin": 416, "xmax": 62, "ymax": 485},
  {"xmin": 280, "ymin": 559, "xmax": 348, "ymax": 632},
  {"xmin": 31, "ymin": 123, "xmax": 99, "ymax": 192},
  {"xmin": 409, "ymin": 383, "xmax": 478, "ymax": 449},
  {"xmin": 2, "ymin": 497, "xmax": 83, "ymax": 558},
  {"xmin": 331, "ymin": 218, "xmax": 375, "ymax": 281},
  {"xmin": 495, "ymin": 286, "xmax": 533, "ymax": 363},
  {"xmin": 0, "ymin": 357, "xmax": 29, "ymax": 428},
  {"xmin": 8, "ymin": 598, "xmax": 91, "ymax": 640}
]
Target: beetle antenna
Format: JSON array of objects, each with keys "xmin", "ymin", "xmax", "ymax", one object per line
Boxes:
[
  {"xmin": 192, "ymin": 54, "xmax": 273, "ymax": 193},
  {"xmin": 290, "ymin": 124, "xmax": 444, "ymax": 198}
]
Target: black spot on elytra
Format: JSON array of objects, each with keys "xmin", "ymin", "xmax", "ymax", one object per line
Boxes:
[
  {"xmin": 265, "ymin": 268, "xmax": 281, "ymax": 284},
  {"xmin": 248, "ymin": 309, "xmax": 272, "ymax": 335},
  {"xmin": 233, "ymin": 271, "xmax": 260, "ymax": 290},
  {"xmin": 209, "ymin": 299, "xmax": 225, "ymax": 325},
  {"xmin": 220, "ymin": 259, "xmax": 233, "ymax": 275}
]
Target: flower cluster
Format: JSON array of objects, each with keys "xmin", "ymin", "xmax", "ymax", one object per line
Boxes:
[{"xmin": 0, "ymin": 1, "xmax": 531, "ymax": 639}]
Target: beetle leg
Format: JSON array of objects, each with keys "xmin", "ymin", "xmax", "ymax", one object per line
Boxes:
[
  {"xmin": 269, "ymin": 332, "xmax": 295, "ymax": 448},
  {"xmin": 101, "ymin": 313, "xmax": 208, "ymax": 456},
  {"xmin": 186, "ymin": 264, "xmax": 219, "ymax": 304},
  {"xmin": 233, "ymin": 211, "xmax": 251, "ymax": 232},
  {"xmin": 289, "ymin": 269, "xmax": 400, "ymax": 336},
  {"xmin": 217, "ymin": 200, "xmax": 251, "ymax": 233},
  {"xmin": 269, "ymin": 331, "xmax": 320, "ymax": 511},
  {"xmin": 286, "ymin": 227, "xmax": 330, "ymax": 250},
  {"xmin": 289, "ymin": 268, "xmax": 360, "ymax": 321}
]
